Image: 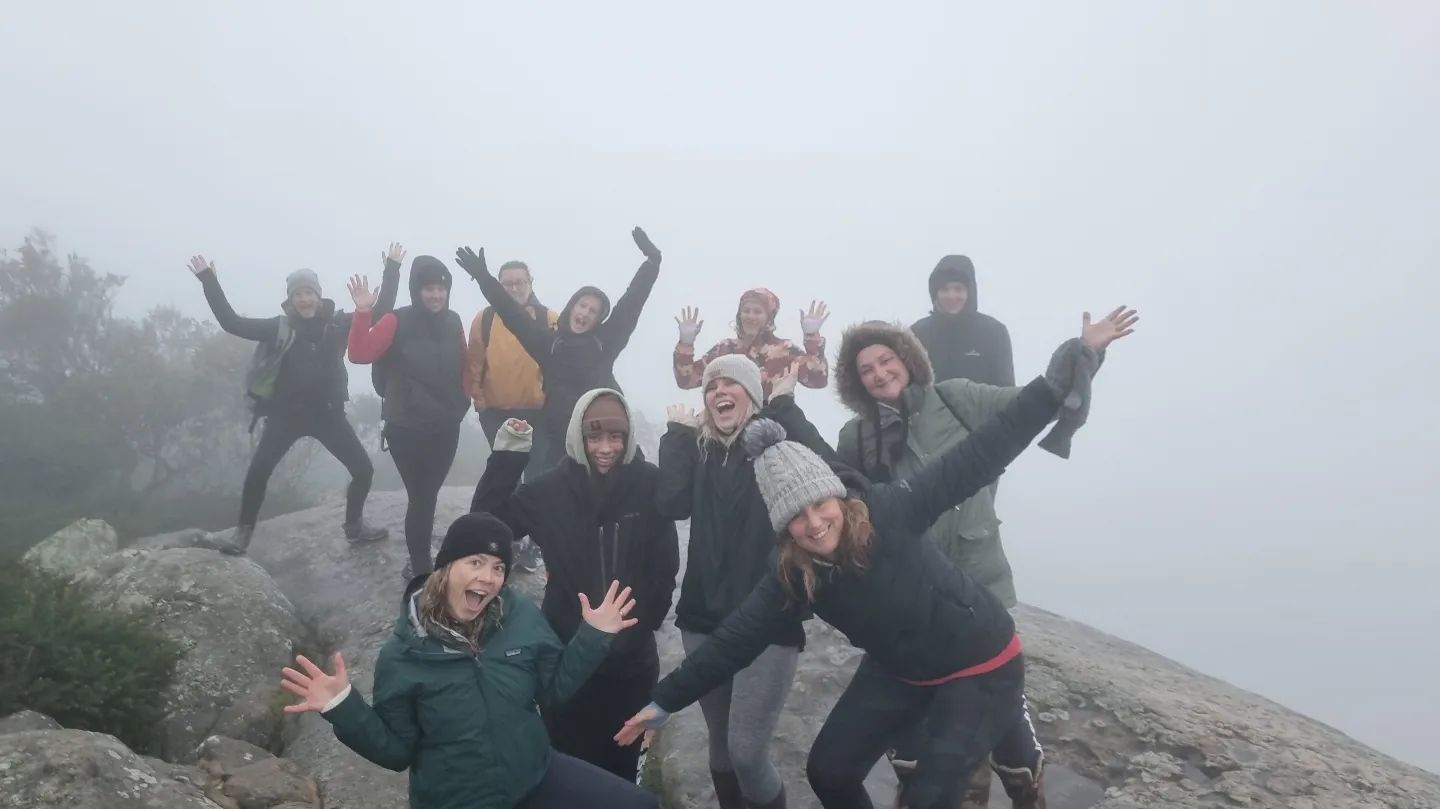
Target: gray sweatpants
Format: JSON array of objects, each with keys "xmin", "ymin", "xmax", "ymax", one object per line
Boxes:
[{"xmin": 681, "ymin": 631, "xmax": 799, "ymax": 805}]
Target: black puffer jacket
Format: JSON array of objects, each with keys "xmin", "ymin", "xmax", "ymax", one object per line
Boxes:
[
  {"xmin": 651, "ymin": 377, "xmax": 1061, "ymax": 712},
  {"xmin": 198, "ymin": 269, "xmax": 350, "ymax": 413},
  {"xmin": 372, "ymin": 256, "xmax": 469, "ymax": 429},
  {"xmin": 911, "ymin": 255, "xmax": 1015, "ymax": 387},
  {"xmin": 472, "ymin": 390, "xmax": 680, "ymax": 677},
  {"xmin": 655, "ymin": 394, "xmax": 843, "ymax": 649}
]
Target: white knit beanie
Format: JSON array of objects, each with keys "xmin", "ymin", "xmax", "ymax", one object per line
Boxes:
[
  {"xmin": 742, "ymin": 418, "xmax": 847, "ymax": 532},
  {"xmin": 702, "ymin": 354, "xmax": 764, "ymax": 409}
]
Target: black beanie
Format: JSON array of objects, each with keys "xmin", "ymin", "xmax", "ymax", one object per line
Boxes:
[
  {"xmin": 434, "ymin": 513, "xmax": 513, "ymax": 574},
  {"xmin": 408, "ymin": 255, "xmax": 453, "ymax": 305}
]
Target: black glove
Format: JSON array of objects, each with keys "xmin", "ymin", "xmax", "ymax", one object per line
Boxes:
[
  {"xmin": 455, "ymin": 246, "xmax": 489, "ymax": 282},
  {"xmin": 632, "ymin": 227, "xmax": 661, "ymax": 263}
]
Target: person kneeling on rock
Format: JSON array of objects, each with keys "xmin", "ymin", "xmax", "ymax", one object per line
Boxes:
[
  {"xmin": 618, "ymin": 312, "xmax": 1130, "ymax": 809},
  {"xmin": 279, "ymin": 512, "xmax": 659, "ymax": 809}
]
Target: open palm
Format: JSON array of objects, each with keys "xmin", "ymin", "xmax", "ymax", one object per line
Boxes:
[{"xmin": 280, "ymin": 653, "xmax": 350, "ymax": 714}]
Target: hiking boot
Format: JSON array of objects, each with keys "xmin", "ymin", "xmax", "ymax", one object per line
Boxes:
[
  {"xmin": 198, "ymin": 525, "xmax": 254, "ymax": 555},
  {"xmin": 344, "ymin": 520, "xmax": 389, "ymax": 544}
]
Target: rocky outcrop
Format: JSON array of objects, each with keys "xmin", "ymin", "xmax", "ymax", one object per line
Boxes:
[
  {"xmin": 82, "ymin": 549, "xmax": 305, "ymax": 761},
  {"xmin": 0, "ymin": 728, "xmax": 219, "ymax": 809},
  {"xmin": 21, "ymin": 517, "xmax": 118, "ymax": 578},
  {"xmin": 0, "ymin": 710, "xmax": 62, "ymax": 734}
]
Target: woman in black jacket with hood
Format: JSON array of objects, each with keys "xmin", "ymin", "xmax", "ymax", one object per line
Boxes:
[
  {"xmin": 472, "ymin": 389, "xmax": 679, "ymax": 782},
  {"xmin": 454, "ymin": 228, "xmax": 661, "ymax": 473},
  {"xmin": 349, "ymin": 249, "xmax": 472, "ymax": 580},
  {"xmin": 622, "ymin": 313, "xmax": 1132, "ymax": 809}
]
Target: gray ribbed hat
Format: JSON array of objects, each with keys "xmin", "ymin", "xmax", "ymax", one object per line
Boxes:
[
  {"xmin": 702, "ymin": 354, "xmax": 764, "ymax": 409},
  {"xmin": 286, "ymin": 268, "xmax": 321, "ymax": 298},
  {"xmin": 742, "ymin": 418, "xmax": 846, "ymax": 532}
]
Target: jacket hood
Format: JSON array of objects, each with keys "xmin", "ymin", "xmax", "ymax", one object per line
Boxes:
[
  {"xmin": 929, "ymin": 255, "xmax": 977, "ymax": 315},
  {"xmin": 559, "ymin": 286, "xmax": 613, "ymax": 335},
  {"xmin": 835, "ymin": 320, "xmax": 934, "ymax": 414},
  {"xmin": 408, "ymin": 255, "xmax": 454, "ymax": 309},
  {"xmin": 736, "ymin": 287, "xmax": 780, "ymax": 336},
  {"xmin": 565, "ymin": 388, "xmax": 639, "ymax": 472}
]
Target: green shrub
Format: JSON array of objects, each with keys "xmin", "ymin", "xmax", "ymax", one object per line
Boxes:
[{"xmin": 0, "ymin": 565, "xmax": 183, "ymax": 753}]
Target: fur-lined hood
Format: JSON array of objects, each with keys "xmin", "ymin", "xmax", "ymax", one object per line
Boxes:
[{"xmin": 835, "ymin": 320, "xmax": 935, "ymax": 414}]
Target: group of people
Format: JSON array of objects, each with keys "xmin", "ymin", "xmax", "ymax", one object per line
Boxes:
[{"xmin": 189, "ymin": 238, "xmax": 1138, "ymax": 809}]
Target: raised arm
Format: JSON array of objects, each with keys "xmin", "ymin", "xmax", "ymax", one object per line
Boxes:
[
  {"xmin": 345, "ymin": 275, "xmax": 397, "ymax": 363},
  {"xmin": 649, "ymin": 571, "xmax": 794, "ymax": 713},
  {"xmin": 188, "ymin": 256, "xmax": 280, "ymax": 343},
  {"xmin": 281, "ymin": 652, "xmax": 419, "ymax": 773},
  {"xmin": 796, "ymin": 300, "xmax": 831, "ymax": 389},
  {"xmin": 672, "ymin": 306, "xmax": 714, "ymax": 389},
  {"xmin": 533, "ymin": 584, "xmax": 630, "ymax": 712},
  {"xmin": 470, "ymin": 421, "xmax": 538, "ymax": 542},
  {"xmin": 654, "ymin": 407, "xmax": 701, "ymax": 520},
  {"xmin": 869, "ymin": 377, "xmax": 1060, "ymax": 534},
  {"xmin": 370, "ymin": 244, "xmax": 405, "ymax": 321},
  {"xmin": 455, "ymin": 247, "xmax": 556, "ymax": 366},
  {"xmin": 599, "ymin": 227, "xmax": 663, "ymax": 359}
]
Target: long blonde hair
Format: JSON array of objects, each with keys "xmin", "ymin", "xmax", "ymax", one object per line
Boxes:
[
  {"xmin": 777, "ymin": 498, "xmax": 875, "ymax": 603},
  {"xmin": 418, "ymin": 565, "xmax": 504, "ymax": 653}
]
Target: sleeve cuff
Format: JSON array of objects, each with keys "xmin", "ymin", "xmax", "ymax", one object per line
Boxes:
[
  {"xmin": 494, "ymin": 425, "xmax": 534, "ymax": 453},
  {"xmin": 321, "ymin": 684, "xmax": 354, "ymax": 715}
]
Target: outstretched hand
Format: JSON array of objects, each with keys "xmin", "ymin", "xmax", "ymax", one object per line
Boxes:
[
  {"xmin": 1080, "ymin": 306, "xmax": 1140, "ymax": 352},
  {"xmin": 770, "ymin": 361, "xmax": 800, "ymax": 399},
  {"xmin": 800, "ymin": 300, "xmax": 830, "ymax": 336},
  {"xmin": 675, "ymin": 306, "xmax": 703, "ymax": 344},
  {"xmin": 616, "ymin": 705, "xmax": 664, "ymax": 749},
  {"xmin": 579, "ymin": 580, "xmax": 638, "ymax": 635},
  {"xmin": 348, "ymin": 275, "xmax": 377, "ymax": 312},
  {"xmin": 187, "ymin": 255, "xmax": 214, "ymax": 276},
  {"xmin": 455, "ymin": 246, "xmax": 489, "ymax": 282},
  {"xmin": 666, "ymin": 403, "xmax": 700, "ymax": 428},
  {"xmin": 632, "ymin": 227, "xmax": 661, "ymax": 263},
  {"xmin": 280, "ymin": 653, "xmax": 351, "ymax": 715},
  {"xmin": 383, "ymin": 242, "xmax": 406, "ymax": 267}
]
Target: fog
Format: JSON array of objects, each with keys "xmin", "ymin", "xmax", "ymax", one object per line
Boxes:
[{"xmin": 4, "ymin": 2, "xmax": 1437, "ymax": 773}]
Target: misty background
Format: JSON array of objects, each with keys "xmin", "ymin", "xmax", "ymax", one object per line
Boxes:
[{"xmin": 3, "ymin": 2, "xmax": 1437, "ymax": 774}]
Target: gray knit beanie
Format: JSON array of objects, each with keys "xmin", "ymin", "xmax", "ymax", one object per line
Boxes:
[
  {"xmin": 286, "ymin": 268, "xmax": 321, "ymax": 298},
  {"xmin": 743, "ymin": 418, "xmax": 847, "ymax": 532},
  {"xmin": 702, "ymin": 354, "xmax": 764, "ymax": 409}
]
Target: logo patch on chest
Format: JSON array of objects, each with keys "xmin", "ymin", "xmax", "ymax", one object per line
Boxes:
[{"xmin": 505, "ymin": 648, "xmax": 522, "ymax": 658}]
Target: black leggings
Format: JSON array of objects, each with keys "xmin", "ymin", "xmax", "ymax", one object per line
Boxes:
[
  {"xmin": 385, "ymin": 422, "xmax": 460, "ymax": 576},
  {"xmin": 241, "ymin": 409, "xmax": 373, "ymax": 527},
  {"xmin": 544, "ymin": 659, "xmax": 658, "ymax": 783},
  {"xmin": 517, "ymin": 751, "xmax": 658, "ymax": 809},
  {"xmin": 806, "ymin": 654, "xmax": 1035, "ymax": 809}
]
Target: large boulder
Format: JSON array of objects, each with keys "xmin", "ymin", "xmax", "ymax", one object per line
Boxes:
[
  {"xmin": 0, "ymin": 729, "xmax": 220, "ymax": 809},
  {"xmin": 84, "ymin": 548, "xmax": 305, "ymax": 761},
  {"xmin": 21, "ymin": 518, "xmax": 118, "ymax": 579},
  {"xmin": 195, "ymin": 736, "xmax": 321, "ymax": 809},
  {"xmin": 0, "ymin": 710, "xmax": 63, "ymax": 734}
]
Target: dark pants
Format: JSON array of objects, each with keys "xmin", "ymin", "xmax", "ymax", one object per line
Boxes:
[
  {"xmin": 240, "ymin": 409, "xmax": 373, "ymax": 528},
  {"xmin": 385, "ymin": 422, "xmax": 460, "ymax": 576},
  {"xmin": 517, "ymin": 751, "xmax": 658, "ymax": 809},
  {"xmin": 544, "ymin": 657, "xmax": 659, "ymax": 783},
  {"xmin": 806, "ymin": 654, "xmax": 1033, "ymax": 809}
]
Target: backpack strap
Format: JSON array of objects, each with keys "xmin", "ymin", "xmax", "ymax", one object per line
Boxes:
[{"xmin": 481, "ymin": 307, "xmax": 497, "ymax": 346}]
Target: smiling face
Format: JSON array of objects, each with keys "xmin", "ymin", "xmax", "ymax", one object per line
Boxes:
[
  {"xmin": 855, "ymin": 343, "xmax": 911, "ymax": 405},
  {"xmin": 585, "ymin": 430, "xmax": 627, "ymax": 475},
  {"xmin": 738, "ymin": 301, "xmax": 770, "ymax": 338},
  {"xmin": 289, "ymin": 288, "xmax": 321, "ymax": 319},
  {"xmin": 444, "ymin": 553, "xmax": 506, "ymax": 623},
  {"xmin": 498, "ymin": 266, "xmax": 532, "ymax": 306},
  {"xmin": 935, "ymin": 281, "xmax": 969, "ymax": 315},
  {"xmin": 704, "ymin": 377, "xmax": 753, "ymax": 435},
  {"xmin": 419, "ymin": 282, "xmax": 449, "ymax": 313},
  {"xmin": 786, "ymin": 497, "xmax": 845, "ymax": 560},
  {"xmin": 569, "ymin": 294, "xmax": 604, "ymax": 334}
]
